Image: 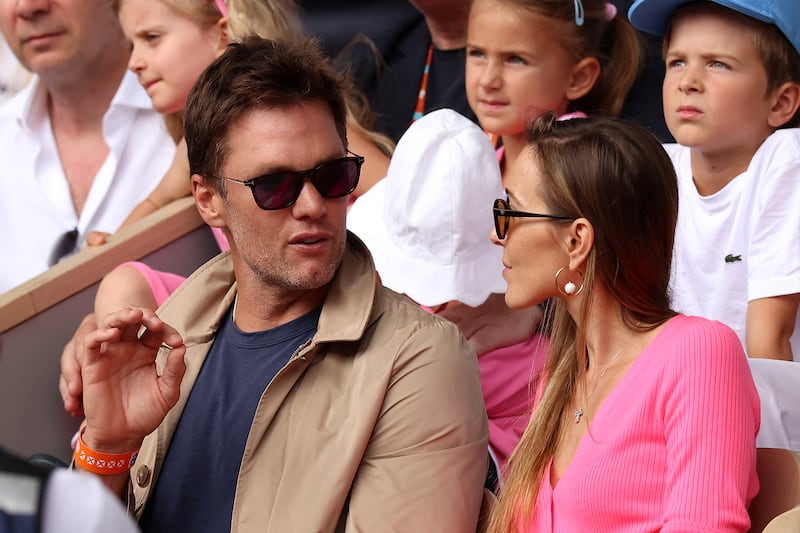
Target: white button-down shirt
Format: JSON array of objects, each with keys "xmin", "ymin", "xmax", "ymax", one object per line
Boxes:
[{"xmin": 0, "ymin": 70, "xmax": 175, "ymax": 293}]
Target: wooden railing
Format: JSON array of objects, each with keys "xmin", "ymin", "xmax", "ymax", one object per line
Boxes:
[{"xmin": 0, "ymin": 197, "xmax": 220, "ymax": 463}]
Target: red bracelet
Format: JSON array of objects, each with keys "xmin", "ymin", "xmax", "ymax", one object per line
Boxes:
[{"xmin": 74, "ymin": 432, "xmax": 139, "ymax": 475}]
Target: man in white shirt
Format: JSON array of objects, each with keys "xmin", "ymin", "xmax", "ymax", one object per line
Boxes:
[{"xmin": 0, "ymin": 0, "xmax": 175, "ymax": 293}]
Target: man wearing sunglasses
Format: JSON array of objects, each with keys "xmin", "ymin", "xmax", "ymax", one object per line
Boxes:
[{"xmin": 68, "ymin": 37, "xmax": 489, "ymax": 532}]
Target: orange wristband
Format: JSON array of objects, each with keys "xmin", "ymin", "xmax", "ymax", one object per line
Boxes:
[{"xmin": 74, "ymin": 433, "xmax": 139, "ymax": 475}]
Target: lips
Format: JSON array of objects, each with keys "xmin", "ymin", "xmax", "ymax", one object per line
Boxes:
[
  {"xmin": 676, "ymin": 105, "xmax": 702, "ymax": 120},
  {"xmin": 289, "ymin": 232, "xmax": 330, "ymax": 246},
  {"xmin": 479, "ymin": 99, "xmax": 508, "ymax": 110},
  {"xmin": 141, "ymin": 79, "xmax": 160, "ymax": 92},
  {"xmin": 22, "ymin": 31, "xmax": 64, "ymax": 46}
]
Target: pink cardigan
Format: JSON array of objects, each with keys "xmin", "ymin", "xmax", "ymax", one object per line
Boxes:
[{"xmin": 524, "ymin": 315, "xmax": 759, "ymax": 532}]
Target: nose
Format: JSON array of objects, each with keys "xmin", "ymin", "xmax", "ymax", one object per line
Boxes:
[
  {"xmin": 291, "ymin": 179, "xmax": 327, "ymax": 219},
  {"xmin": 128, "ymin": 44, "xmax": 145, "ymax": 73},
  {"xmin": 490, "ymin": 228, "xmax": 504, "ymax": 246},
  {"xmin": 479, "ymin": 60, "xmax": 502, "ymax": 90},
  {"xmin": 678, "ymin": 64, "xmax": 701, "ymax": 94},
  {"xmin": 16, "ymin": 0, "xmax": 50, "ymax": 19}
]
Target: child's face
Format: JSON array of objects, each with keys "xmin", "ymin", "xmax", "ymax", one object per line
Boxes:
[
  {"xmin": 119, "ymin": 0, "xmax": 225, "ymax": 114},
  {"xmin": 465, "ymin": 0, "xmax": 577, "ymax": 138},
  {"xmin": 663, "ymin": 12, "xmax": 775, "ymax": 154}
]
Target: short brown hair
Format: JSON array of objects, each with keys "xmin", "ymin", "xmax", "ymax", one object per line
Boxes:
[
  {"xmin": 184, "ymin": 36, "xmax": 348, "ymax": 184},
  {"xmin": 664, "ymin": 2, "xmax": 800, "ymax": 127}
]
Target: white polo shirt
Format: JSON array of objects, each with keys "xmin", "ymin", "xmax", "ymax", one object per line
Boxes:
[{"xmin": 0, "ymin": 70, "xmax": 175, "ymax": 293}]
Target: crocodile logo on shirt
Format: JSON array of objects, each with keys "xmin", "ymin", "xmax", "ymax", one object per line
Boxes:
[{"xmin": 725, "ymin": 254, "xmax": 742, "ymax": 263}]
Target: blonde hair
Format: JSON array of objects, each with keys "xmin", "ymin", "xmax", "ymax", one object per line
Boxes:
[
  {"xmin": 487, "ymin": 112, "xmax": 678, "ymax": 532},
  {"xmin": 226, "ymin": 0, "xmax": 302, "ymax": 44},
  {"xmin": 115, "ymin": 0, "xmax": 303, "ymax": 140},
  {"xmin": 488, "ymin": 0, "xmax": 644, "ymax": 116}
]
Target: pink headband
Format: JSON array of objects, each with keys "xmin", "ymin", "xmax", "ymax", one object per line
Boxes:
[
  {"xmin": 214, "ymin": 0, "xmax": 227, "ymax": 17},
  {"xmin": 573, "ymin": 1, "xmax": 618, "ymax": 26},
  {"xmin": 604, "ymin": 2, "xmax": 617, "ymax": 21}
]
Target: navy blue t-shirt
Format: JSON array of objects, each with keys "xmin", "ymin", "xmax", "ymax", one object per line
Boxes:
[{"xmin": 139, "ymin": 305, "xmax": 321, "ymax": 533}]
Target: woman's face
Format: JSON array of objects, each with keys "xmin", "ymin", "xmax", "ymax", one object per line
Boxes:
[
  {"xmin": 119, "ymin": 0, "xmax": 226, "ymax": 114},
  {"xmin": 492, "ymin": 150, "xmax": 571, "ymax": 309}
]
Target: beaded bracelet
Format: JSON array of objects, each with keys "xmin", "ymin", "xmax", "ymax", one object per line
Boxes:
[{"xmin": 73, "ymin": 432, "xmax": 139, "ymax": 475}]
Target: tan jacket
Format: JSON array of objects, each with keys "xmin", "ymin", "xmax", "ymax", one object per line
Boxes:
[{"xmin": 130, "ymin": 234, "xmax": 489, "ymax": 532}]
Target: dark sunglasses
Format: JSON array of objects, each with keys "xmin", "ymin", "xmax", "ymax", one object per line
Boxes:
[
  {"xmin": 213, "ymin": 153, "xmax": 364, "ymax": 211},
  {"xmin": 493, "ymin": 197, "xmax": 573, "ymax": 240}
]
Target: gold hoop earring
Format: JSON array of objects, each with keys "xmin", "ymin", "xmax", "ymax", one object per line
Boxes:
[{"xmin": 555, "ymin": 266, "xmax": 584, "ymax": 297}]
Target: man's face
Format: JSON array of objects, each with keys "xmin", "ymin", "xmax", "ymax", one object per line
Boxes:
[
  {"xmin": 0, "ymin": 0, "xmax": 124, "ymax": 74},
  {"xmin": 214, "ymin": 101, "xmax": 349, "ymax": 298}
]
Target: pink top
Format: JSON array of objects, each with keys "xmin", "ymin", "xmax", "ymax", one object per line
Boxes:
[
  {"xmin": 125, "ymin": 227, "xmax": 229, "ymax": 307},
  {"xmin": 524, "ymin": 315, "xmax": 759, "ymax": 532},
  {"xmin": 481, "ymin": 332, "xmax": 548, "ymax": 470}
]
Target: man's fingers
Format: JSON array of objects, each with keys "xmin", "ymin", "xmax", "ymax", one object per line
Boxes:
[
  {"xmin": 85, "ymin": 231, "xmax": 110, "ymax": 246},
  {"xmin": 138, "ymin": 314, "xmax": 184, "ymax": 351},
  {"xmin": 159, "ymin": 345, "xmax": 187, "ymax": 407}
]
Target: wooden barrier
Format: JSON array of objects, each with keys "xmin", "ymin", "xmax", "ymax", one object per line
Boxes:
[{"xmin": 0, "ymin": 197, "xmax": 220, "ymax": 463}]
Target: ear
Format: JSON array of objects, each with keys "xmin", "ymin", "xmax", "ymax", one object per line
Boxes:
[
  {"xmin": 767, "ymin": 81, "xmax": 800, "ymax": 129},
  {"xmin": 561, "ymin": 217, "xmax": 595, "ymax": 271},
  {"xmin": 192, "ymin": 174, "xmax": 226, "ymax": 229},
  {"xmin": 214, "ymin": 16, "xmax": 231, "ymax": 52},
  {"xmin": 565, "ymin": 57, "xmax": 601, "ymax": 101}
]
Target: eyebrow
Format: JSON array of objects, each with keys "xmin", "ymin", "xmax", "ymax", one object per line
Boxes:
[{"xmin": 246, "ymin": 151, "xmax": 348, "ymax": 178}]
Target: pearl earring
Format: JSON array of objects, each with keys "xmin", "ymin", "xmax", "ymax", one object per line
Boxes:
[{"xmin": 564, "ymin": 281, "xmax": 577, "ymax": 295}]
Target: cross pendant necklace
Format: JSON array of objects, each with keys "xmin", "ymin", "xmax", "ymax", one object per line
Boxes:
[{"xmin": 574, "ymin": 346, "xmax": 623, "ymax": 424}]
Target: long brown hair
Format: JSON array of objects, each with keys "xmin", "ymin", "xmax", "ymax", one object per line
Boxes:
[{"xmin": 487, "ymin": 112, "xmax": 678, "ymax": 532}]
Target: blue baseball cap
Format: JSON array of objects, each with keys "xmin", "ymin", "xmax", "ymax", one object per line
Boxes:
[{"xmin": 628, "ymin": 0, "xmax": 800, "ymax": 56}]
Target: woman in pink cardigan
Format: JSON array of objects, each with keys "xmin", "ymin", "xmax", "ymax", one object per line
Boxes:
[{"xmin": 487, "ymin": 112, "xmax": 759, "ymax": 532}]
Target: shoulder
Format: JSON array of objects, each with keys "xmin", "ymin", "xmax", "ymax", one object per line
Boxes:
[
  {"xmin": 662, "ymin": 315, "xmax": 743, "ymax": 357},
  {"xmin": 758, "ymin": 128, "xmax": 800, "ymax": 152},
  {"xmin": 656, "ymin": 315, "xmax": 749, "ymax": 382},
  {"xmin": 749, "ymin": 129, "xmax": 800, "ymax": 172},
  {"xmin": 371, "ymin": 285, "xmax": 472, "ymax": 361}
]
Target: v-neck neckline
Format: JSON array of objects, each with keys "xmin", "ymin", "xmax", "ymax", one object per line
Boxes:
[{"xmin": 549, "ymin": 315, "xmax": 682, "ymax": 490}]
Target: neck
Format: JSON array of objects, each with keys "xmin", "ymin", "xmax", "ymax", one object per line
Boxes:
[
  {"xmin": 231, "ymin": 275, "xmax": 328, "ymax": 333},
  {"xmin": 565, "ymin": 285, "xmax": 628, "ymax": 369},
  {"xmin": 688, "ymin": 136, "xmax": 769, "ymax": 196},
  {"xmin": 499, "ymin": 133, "xmax": 527, "ymax": 184},
  {"xmin": 44, "ymin": 50, "xmax": 129, "ymax": 131}
]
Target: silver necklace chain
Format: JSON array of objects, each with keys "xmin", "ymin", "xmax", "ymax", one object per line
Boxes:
[{"xmin": 574, "ymin": 346, "xmax": 623, "ymax": 424}]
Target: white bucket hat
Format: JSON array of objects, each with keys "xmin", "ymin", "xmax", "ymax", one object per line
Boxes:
[{"xmin": 347, "ymin": 108, "xmax": 506, "ymax": 307}]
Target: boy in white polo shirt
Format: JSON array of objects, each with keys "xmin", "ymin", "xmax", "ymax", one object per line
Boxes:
[{"xmin": 629, "ymin": 0, "xmax": 800, "ymax": 361}]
